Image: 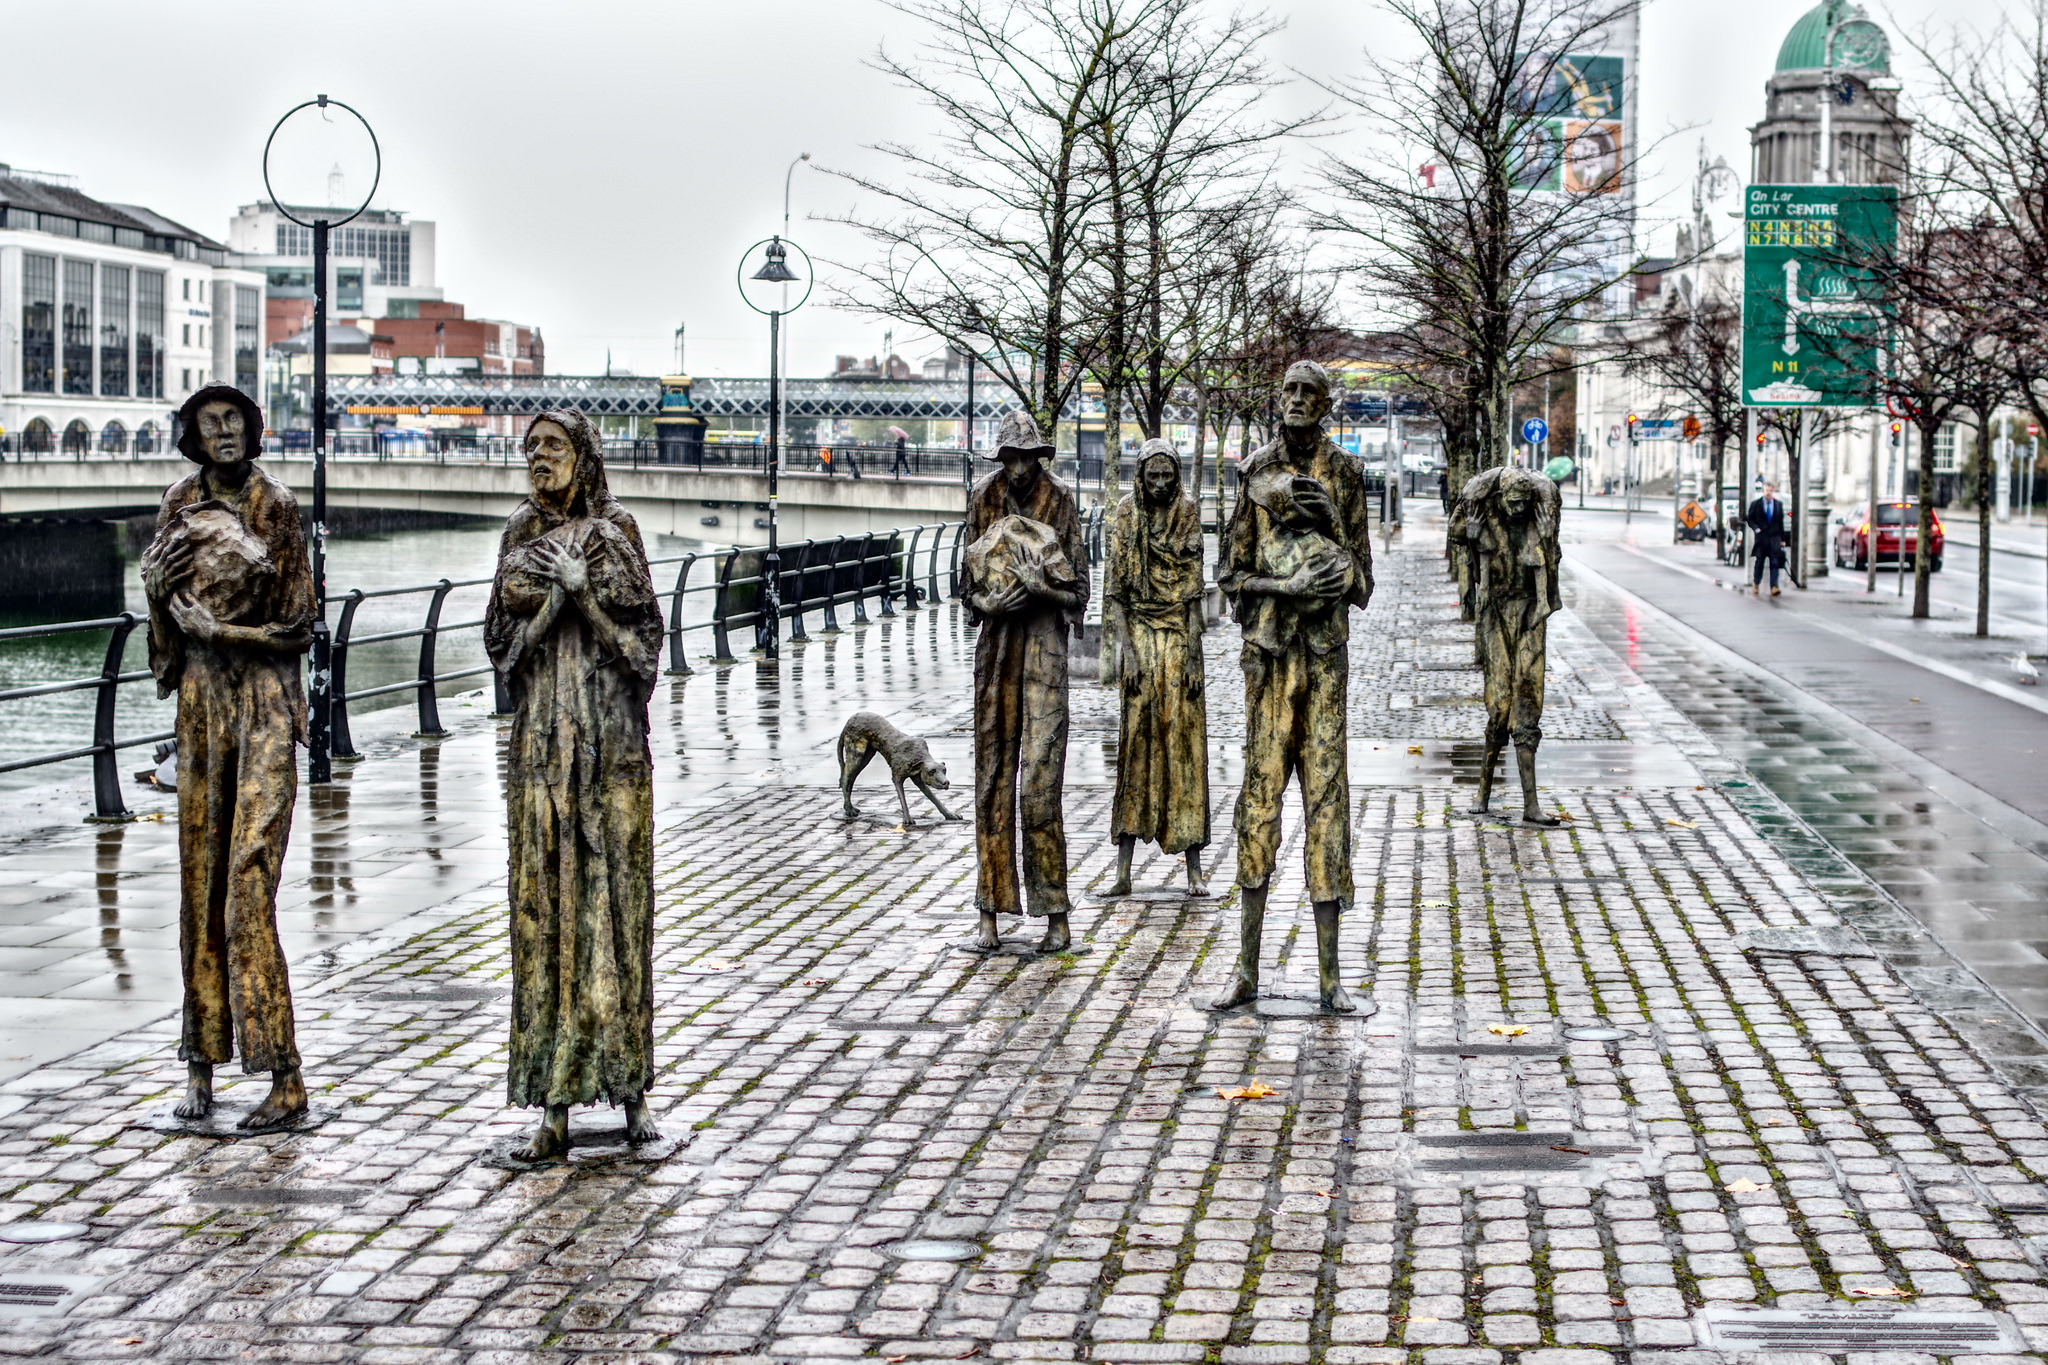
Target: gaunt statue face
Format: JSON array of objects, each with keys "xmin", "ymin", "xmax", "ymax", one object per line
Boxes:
[
  {"xmin": 194, "ymin": 401, "xmax": 247, "ymax": 465},
  {"xmin": 1000, "ymin": 449, "xmax": 1043, "ymax": 496},
  {"xmin": 1141, "ymin": 460, "xmax": 1178, "ymax": 505},
  {"xmin": 525, "ymin": 420, "xmax": 576, "ymax": 497},
  {"xmin": 1279, "ymin": 373, "xmax": 1332, "ymax": 430},
  {"xmin": 1502, "ymin": 482, "xmax": 1533, "ymax": 522}
]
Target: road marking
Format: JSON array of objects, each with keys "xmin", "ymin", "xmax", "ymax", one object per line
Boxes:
[{"xmin": 1611, "ymin": 543, "xmax": 2048, "ymax": 721}]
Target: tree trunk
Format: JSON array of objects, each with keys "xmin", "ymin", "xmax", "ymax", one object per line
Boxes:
[
  {"xmin": 1975, "ymin": 410, "xmax": 1993, "ymax": 637},
  {"xmin": 1913, "ymin": 419, "xmax": 1936, "ymax": 619}
]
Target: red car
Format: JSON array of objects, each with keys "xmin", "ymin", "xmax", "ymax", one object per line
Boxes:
[{"xmin": 1833, "ymin": 500, "xmax": 1943, "ymax": 571}]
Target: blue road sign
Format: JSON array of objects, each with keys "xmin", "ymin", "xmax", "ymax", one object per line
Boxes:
[{"xmin": 1521, "ymin": 417, "xmax": 1549, "ymax": 445}]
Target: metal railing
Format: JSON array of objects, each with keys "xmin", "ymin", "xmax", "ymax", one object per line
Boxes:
[{"xmin": 0, "ymin": 520, "xmax": 974, "ymax": 821}]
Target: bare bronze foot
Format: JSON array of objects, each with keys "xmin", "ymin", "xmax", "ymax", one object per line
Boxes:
[
  {"xmin": 1521, "ymin": 809, "xmax": 1562, "ymax": 827},
  {"xmin": 974, "ymin": 911, "xmax": 1002, "ymax": 951},
  {"xmin": 514, "ymin": 1104, "xmax": 570, "ymax": 1162},
  {"xmin": 1467, "ymin": 801, "xmax": 1492, "ymax": 816},
  {"xmin": 1209, "ymin": 973, "xmax": 1259, "ymax": 1010},
  {"xmin": 174, "ymin": 1061, "xmax": 213, "ymax": 1120},
  {"xmin": 1314, "ymin": 901, "xmax": 1355, "ymax": 1013},
  {"xmin": 1037, "ymin": 913, "xmax": 1071, "ymax": 953},
  {"xmin": 1186, "ymin": 849, "xmax": 1208, "ymax": 897},
  {"xmin": 1108, "ymin": 836, "xmax": 1135, "ymax": 896},
  {"xmin": 623, "ymin": 1096, "xmax": 661, "ymax": 1144},
  {"xmin": 1321, "ymin": 980, "xmax": 1358, "ymax": 1013},
  {"xmin": 239, "ymin": 1066, "xmax": 308, "ymax": 1129}
]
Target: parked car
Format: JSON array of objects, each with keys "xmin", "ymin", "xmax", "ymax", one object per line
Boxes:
[{"xmin": 1833, "ymin": 500, "xmax": 1943, "ymax": 571}]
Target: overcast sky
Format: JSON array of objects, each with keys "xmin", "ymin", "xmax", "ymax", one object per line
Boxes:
[{"xmin": 2, "ymin": 0, "xmax": 2009, "ymax": 379}]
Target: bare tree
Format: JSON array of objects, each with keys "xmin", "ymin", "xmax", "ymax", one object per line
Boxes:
[
  {"xmin": 828, "ymin": 0, "xmax": 1171, "ymax": 434},
  {"xmin": 1617, "ymin": 286, "xmax": 1743, "ymax": 550},
  {"xmin": 1316, "ymin": 0, "xmax": 1652, "ymax": 501}
]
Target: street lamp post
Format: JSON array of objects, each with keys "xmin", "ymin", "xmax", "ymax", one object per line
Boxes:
[
  {"xmin": 262, "ymin": 95, "xmax": 379, "ymax": 786},
  {"xmin": 737, "ymin": 236, "xmax": 813, "ymax": 660}
]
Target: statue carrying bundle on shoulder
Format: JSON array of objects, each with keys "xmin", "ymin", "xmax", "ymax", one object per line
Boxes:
[{"xmin": 1452, "ymin": 464, "xmax": 1564, "ymax": 826}]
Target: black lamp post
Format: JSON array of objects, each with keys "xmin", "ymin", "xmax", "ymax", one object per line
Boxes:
[
  {"xmin": 262, "ymin": 95, "xmax": 379, "ymax": 785},
  {"xmin": 737, "ymin": 235, "xmax": 812, "ymax": 659}
]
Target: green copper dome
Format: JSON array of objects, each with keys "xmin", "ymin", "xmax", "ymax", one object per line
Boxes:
[{"xmin": 1776, "ymin": 1, "xmax": 1890, "ymax": 73}]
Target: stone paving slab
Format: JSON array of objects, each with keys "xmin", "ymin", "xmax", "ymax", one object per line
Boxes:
[{"xmin": 0, "ymin": 528, "xmax": 2044, "ymax": 1362}]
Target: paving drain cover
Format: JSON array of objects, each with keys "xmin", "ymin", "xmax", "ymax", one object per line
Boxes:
[
  {"xmin": 884, "ymin": 1239, "xmax": 980, "ymax": 1261},
  {"xmin": 366, "ymin": 985, "xmax": 503, "ymax": 1002},
  {"xmin": 1734, "ymin": 927, "xmax": 1877, "ymax": 958},
  {"xmin": 1563, "ymin": 1026, "xmax": 1635, "ymax": 1042},
  {"xmin": 0, "ymin": 1273, "xmax": 104, "ymax": 1317},
  {"xmin": 1696, "ymin": 1304, "xmax": 2024, "ymax": 1353},
  {"xmin": 190, "ymin": 1186, "xmax": 366, "ymax": 1207},
  {"xmin": 0, "ymin": 1223, "xmax": 89, "ymax": 1244}
]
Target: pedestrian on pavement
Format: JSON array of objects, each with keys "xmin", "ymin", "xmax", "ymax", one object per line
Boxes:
[
  {"xmin": 892, "ymin": 434, "xmax": 910, "ymax": 479},
  {"xmin": 820, "ymin": 446, "xmax": 834, "ymax": 476},
  {"xmin": 1746, "ymin": 481, "xmax": 1788, "ymax": 596}
]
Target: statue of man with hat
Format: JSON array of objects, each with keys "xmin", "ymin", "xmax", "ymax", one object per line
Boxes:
[
  {"xmin": 140, "ymin": 385, "xmax": 314, "ymax": 1128},
  {"xmin": 1214, "ymin": 360, "xmax": 1376, "ymax": 1013},
  {"xmin": 960, "ymin": 410, "xmax": 1089, "ymax": 953}
]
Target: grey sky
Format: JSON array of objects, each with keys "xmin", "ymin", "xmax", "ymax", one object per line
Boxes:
[{"xmin": 3, "ymin": 0, "xmax": 2009, "ymax": 381}]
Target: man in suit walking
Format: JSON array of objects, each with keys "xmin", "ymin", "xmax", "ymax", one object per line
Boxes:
[{"xmin": 1746, "ymin": 481, "xmax": 1789, "ymax": 596}]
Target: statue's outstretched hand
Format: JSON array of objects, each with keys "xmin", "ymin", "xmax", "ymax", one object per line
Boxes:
[{"xmin": 145, "ymin": 540, "xmax": 195, "ymax": 599}]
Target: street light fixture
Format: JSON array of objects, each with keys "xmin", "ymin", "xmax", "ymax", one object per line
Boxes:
[
  {"xmin": 262, "ymin": 94, "xmax": 380, "ymax": 786},
  {"xmin": 737, "ymin": 234, "xmax": 814, "ymax": 659}
]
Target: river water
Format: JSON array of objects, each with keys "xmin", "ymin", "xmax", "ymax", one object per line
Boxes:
[{"xmin": 0, "ymin": 524, "xmax": 719, "ymax": 794}]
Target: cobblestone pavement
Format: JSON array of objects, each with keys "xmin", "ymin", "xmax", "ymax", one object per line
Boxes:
[{"xmin": 2, "ymin": 520, "xmax": 2047, "ymax": 1363}]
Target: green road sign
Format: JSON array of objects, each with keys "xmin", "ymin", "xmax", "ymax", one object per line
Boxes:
[{"xmin": 1741, "ymin": 184, "xmax": 1897, "ymax": 408}]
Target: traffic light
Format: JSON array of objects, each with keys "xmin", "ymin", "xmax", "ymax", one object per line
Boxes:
[
  {"xmin": 1889, "ymin": 420, "xmax": 1903, "ymax": 446},
  {"xmin": 1626, "ymin": 413, "xmax": 1639, "ymax": 445}
]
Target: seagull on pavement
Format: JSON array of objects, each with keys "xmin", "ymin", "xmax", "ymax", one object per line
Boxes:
[{"xmin": 2011, "ymin": 653, "xmax": 2040, "ymax": 684}]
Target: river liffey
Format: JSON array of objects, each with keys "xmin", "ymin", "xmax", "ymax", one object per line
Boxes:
[{"xmin": 0, "ymin": 523, "xmax": 717, "ymax": 798}]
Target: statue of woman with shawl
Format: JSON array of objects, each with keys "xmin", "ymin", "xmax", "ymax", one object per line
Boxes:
[
  {"xmin": 1105, "ymin": 441, "xmax": 1210, "ymax": 896},
  {"xmin": 485, "ymin": 409, "xmax": 664, "ymax": 1161}
]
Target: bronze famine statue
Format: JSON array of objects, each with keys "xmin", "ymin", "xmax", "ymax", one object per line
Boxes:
[
  {"xmin": 1214, "ymin": 361, "xmax": 1375, "ymax": 1013},
  {"xmin": 837, "ymin": 711, "xmax": 958, "ymax": 825},
  {"xmin": 141, "ymin": 385, "xmax": 313, "ymax": 1128},
  {"xmin": 485, "ymin": 409, "xmax": 665, "ymax": 1162},
  {"xmin": 1104, "ymin": 440, "xmax": 1210, "ymax": 897},
  {"xmin": 1453, "ymin": 465, "xmax": 1564, "ymax": 826},
  {"xmin": 960, "ymin": 411, "xmax": 1089, "ymax": 954}
]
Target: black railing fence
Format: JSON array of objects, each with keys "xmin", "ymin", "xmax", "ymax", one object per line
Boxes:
[{"xmin": 1, "ymin": 519, "xmax": 1009, "ymax": 822}]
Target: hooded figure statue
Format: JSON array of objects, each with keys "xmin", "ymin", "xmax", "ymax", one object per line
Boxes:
[
  {"xmin": 959, "ymin": 410, "xmax": 1089, "ymax": 953},
  {"xmin": 140, "ymin": 384, "xmax": 315, "ymax": 1129},
  {"xmin": 485, "ymin": 407, "xmax": 666, "ymax": 1162},
  {"xmin": 1104, "ymin": 440, "xmax": 1209, "ymax": 896},
  {"xmin": 1452, "ymin": 464, "xmax": 1564, "ymax": 825}
]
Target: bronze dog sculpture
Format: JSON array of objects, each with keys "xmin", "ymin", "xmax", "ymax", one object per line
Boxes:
[{"xmin": 838, "ymin": 712, "xmax": 958, "ymax": 825}]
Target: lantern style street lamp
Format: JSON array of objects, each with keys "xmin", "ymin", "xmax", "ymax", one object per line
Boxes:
[{"xmin": 737, "ymin": 235, "xmax": 813, "ymax": 659}]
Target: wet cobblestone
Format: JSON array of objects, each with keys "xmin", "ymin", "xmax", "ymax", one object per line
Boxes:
[{"xmin": 0, "ymin": 528, "xmax": 2041, "ymax": 1361}]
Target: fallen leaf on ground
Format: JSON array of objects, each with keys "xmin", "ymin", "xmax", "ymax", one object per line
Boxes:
[
  {"xmin": 1215, "ymin": 1081, "xmax": 1279, "ymax": 1100},
  {"xmin": 1666, "ymin": 818, "xmax": 1698, "ymax": 828},
  {"xmin": 1723, "ymin": 1178, "xmax": 1766, "ymax": 1193},
  {"xmin": 1314, "ymin": 1189, "xmax": 1335, "ymax": 1198},
  {"xmin": 1407, "ymin": 745, "xmax": 1424, "ymax": 754},
  {"xmin": 801, "ymin": 978, "xmax": 832, "ymax": 987},
  {"xmin": 1551, "ymin": 1145, "xmax": 1589, "ymax": 1155},
  {"xmin": 1486, "ymin": 1024, "xmax": 1528, "ymax": 1036},
  {"xmin": 1851, "ymin": 1286, "xmax": 1910, "ymax": 1298},
  {"xmin": 1553, "ymin": 809, "xmax": 1575, "ymax": 821}
]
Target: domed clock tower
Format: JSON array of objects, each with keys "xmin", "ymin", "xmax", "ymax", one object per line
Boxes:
[{"xmin": 1750, "ymin": 0, "xmax": 1911, "ymax": 186}]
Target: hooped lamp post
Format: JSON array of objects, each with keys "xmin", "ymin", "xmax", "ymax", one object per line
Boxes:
[
  {"xmin": 263, "ymin": 95, "xmax": 379, "ymax": 785},
  {"xmin": 737, "ymin": 235, "xmax": 813, "ymax": 659}
]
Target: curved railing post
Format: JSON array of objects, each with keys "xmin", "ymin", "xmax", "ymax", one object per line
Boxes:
[
  {"xmin": 948, "ymin": 521, "xmax": 967, "ymax": 599},
  {"xmin": 89, "ymin": 614, "xmax": 139, "ymax": 820},
  {"xmin": 785, "ymin": 541, "xmax": 814, "ymax": 643},
  {"xmin": 330, "ymin": 590, "xmax": 365, "ymax": 760},
  {"xmin": 414, "ymin": 579, "xmax": 453, "ymax": 737},
  {"xmin": 877, "ymin": 531, "xmax": 898, "ymax": 618},
  {"xmin": 820, "ymin": 537, "xmax": 844, "ymax": 634},
  {"xmin": 850, "ymin": 533, "xmax": 874, "ymax": 624},
  {"xmin": 902, "ymin": 526, "xmax": 926, "ymax": 610},
  {"xmin": 928, "ymin": 520, "xmax": 947, "ymax": 603},
  {"xmin": 710, "ymin": 550, "xmax": 742, "ymax": 664},
  {"xmin": 665, "ymin": 554, "xmax": 698, "ymax": 676}
]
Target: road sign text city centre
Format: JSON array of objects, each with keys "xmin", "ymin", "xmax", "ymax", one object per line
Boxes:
[{"xmin": 1741, "ymin": 184, "xmax": 1897, "ymax": 409}]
